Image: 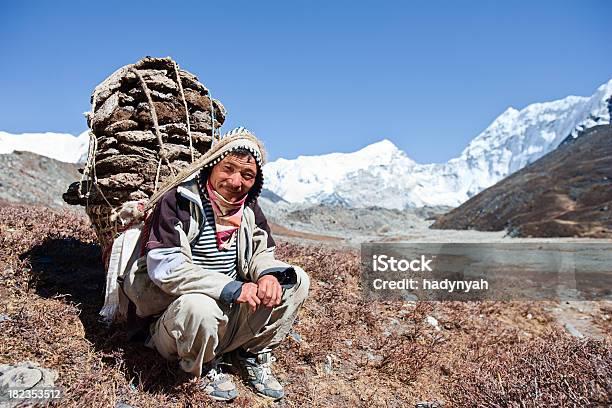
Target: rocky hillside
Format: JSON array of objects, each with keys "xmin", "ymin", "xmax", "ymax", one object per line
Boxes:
[
  {"xmin": 0, "ymin": 151, "xmax": 81, "ymax": 208},
  {"xmin": 432, "ymin": 125, "xmax": 612, "ymax": 238},
  {"xmin": 258, "ymin": 195, "xmax": 452, "ymax": 244}
]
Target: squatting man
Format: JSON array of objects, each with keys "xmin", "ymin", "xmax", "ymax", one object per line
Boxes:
[{"xmin": 123, "ymin": 128, "xmax": 309, "ymax": 401}]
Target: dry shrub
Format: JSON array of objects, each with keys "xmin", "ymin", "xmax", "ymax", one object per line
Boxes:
[
  {"xmin": 369, "ymin": 302, "xmax": 438, "ymax": 384},
  {"xmin": 449, "ymin": 331, "xmax": 612, "ymax": 407},
  {"xmin": 276, "ymin": 243, "xmax": 437, "ymax": 369}
]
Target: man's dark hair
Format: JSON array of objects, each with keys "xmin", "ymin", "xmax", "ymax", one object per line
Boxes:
[{"xmin": 229, "ymin": 147, "xmax": 256, "ymax": 162}]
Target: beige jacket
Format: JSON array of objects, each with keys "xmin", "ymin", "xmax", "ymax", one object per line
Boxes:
[{"xmin": 122, "ymin": 176, "xmax": 296, "ymax": 318}]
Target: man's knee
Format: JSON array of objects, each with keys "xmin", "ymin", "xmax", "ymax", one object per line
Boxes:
[
  {"xmin": 289, "ymin": 266, "xmax": 310, "ymax": 304},
  {"xmin": 172, "ymin": 293, "xmax": 226, "ymax": 329}
]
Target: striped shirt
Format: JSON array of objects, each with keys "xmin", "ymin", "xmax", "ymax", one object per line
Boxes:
[{"xmin": 191, "ymin": 198, "xmax": 238, "ymax": 279}]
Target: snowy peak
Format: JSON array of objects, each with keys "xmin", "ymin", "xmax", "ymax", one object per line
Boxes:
[
  {"xmin": 598, "ymin": 77, "xmax": 612, "ymax": 95},
  {"xmin": 459, "ymin": 81, "xmax": 611, "ymax": 177},
  {"xmin": 0, "ymin": 131, "xmax": 90, "ymax": 163},
  {"xmin": 263, "ymin": 138, "xmax": 415, "ymax": 203},
  {"xmin": 356, "ymin": 138, "xmax": 400, "ymax": 157}
]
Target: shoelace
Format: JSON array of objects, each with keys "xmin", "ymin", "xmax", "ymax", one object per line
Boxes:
[
  {"xmin": 257, "ymin": 356, "xmax": 276, "ymax": 383},
  {"xmin": 205, "ymin": 361, "xmax": 226, "ymax": 383}
]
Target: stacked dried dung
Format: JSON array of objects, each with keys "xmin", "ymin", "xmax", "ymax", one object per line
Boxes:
[
  {"xmin": 62, "ymin": 56, "xmax": 226, "ymax": 260},
  {"xmin": 64, "ymin": 56, "xmax": 226, "ymax": 207}
]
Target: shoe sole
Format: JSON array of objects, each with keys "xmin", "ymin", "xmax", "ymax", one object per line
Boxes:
[
  {"xmin": 254, "ymin": 392, "xmax": 284, "ymax": 401},
  {"xmin": 208, "ymin": 394, "xmax": 238, "ymax": 402}
]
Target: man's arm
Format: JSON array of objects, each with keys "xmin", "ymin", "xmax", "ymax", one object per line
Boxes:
[{"xmin": 248, "ymin": 200, "xmax": 297, "ymax": 287}]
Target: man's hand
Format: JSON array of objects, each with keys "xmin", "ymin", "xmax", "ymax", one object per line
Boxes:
[
  {"xmin": 236, "ymin": 282, "xmax": 261, "ymax": 312},
  {"xmin": 257, "ymin": 275, "xmax": 282, "ymax": 308}
]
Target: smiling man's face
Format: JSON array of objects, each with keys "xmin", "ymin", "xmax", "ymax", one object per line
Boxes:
[{"xmin": 208, "ymin": 153, "xmax": 258, "ymax": 202}]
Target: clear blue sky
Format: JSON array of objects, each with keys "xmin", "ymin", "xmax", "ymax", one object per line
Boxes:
[{"xmin": 0, "ymin": 0, "xmax": 610, "ymax": 162}]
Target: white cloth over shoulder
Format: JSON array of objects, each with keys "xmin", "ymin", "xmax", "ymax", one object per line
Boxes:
[{"xmin": 99, "ymin": 225, "xmax": 142, "ymax": 323}]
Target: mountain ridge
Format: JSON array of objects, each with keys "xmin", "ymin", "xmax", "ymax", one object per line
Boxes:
[
  {"xmin": 0, "ymin": 150, "xmax": 81, "ymax": 208},
  {"xmin": 1, "ymin": 79, "xmax": 611, "ymax": 209},
  {"xmin": 431, "ymin": 125, "xmax": 612, "ymax": 238},
  {"xmin": 0, "ymin": 130, "xmax": 89, "ymax": 163},
  {"xmin": 264, "ymin": 79, "xmax": 612, "ymax": 208}
]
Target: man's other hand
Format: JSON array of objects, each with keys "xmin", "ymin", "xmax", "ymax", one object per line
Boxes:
[
  {"xmin": 257, "ymin": 275, "xmax": 282, "ymax": 308},
  {"xmin": 236, "ymin": 282, "xmax": 261, "ymax": 312}
]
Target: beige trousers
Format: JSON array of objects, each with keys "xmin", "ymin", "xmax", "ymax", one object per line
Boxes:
[{"xmin": 146, "ymin": 266, "xmax": 309, "ymax": 377}]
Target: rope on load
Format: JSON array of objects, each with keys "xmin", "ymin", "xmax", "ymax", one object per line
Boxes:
[
  {"xmin": 129, "ymin": 67, "xmax": 177, "ymax": 192},
  {"xmin": 172, "ymin": 61, "xmax": 195, "ymax": 163}
]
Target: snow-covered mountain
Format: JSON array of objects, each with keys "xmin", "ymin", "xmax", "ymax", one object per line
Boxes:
[
  {"xmin": 0, "ymin": 131, "xmax": 90, "ymax": 163},
  {"xmin": 264, "ymin": 79, "xmax": 612, "ymax": 208},
  {"xmin": 263, "ymin": 139, "xmax": 417, "ymax": 206}
]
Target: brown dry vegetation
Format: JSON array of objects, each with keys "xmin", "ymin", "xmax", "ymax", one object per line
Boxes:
[{"xmin": 1, "ymin": 204, "xmax": 611, "ymax": 407}]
